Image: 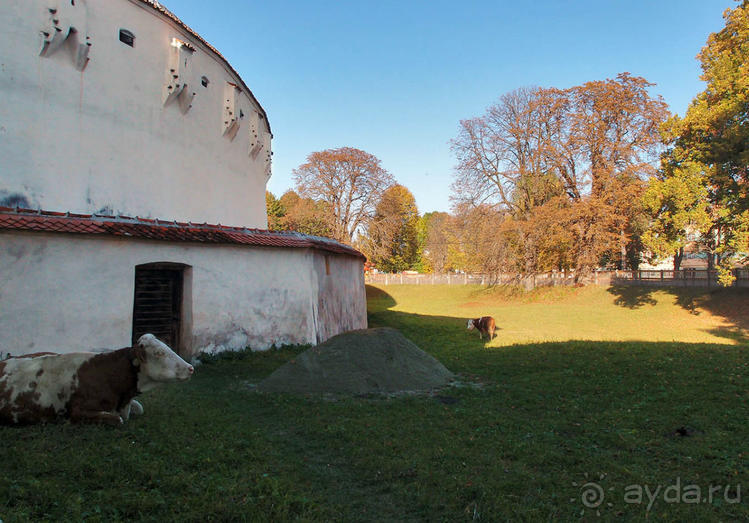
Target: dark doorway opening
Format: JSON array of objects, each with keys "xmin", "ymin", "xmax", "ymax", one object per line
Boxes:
[{"xmin": 132, "ymin": 263, "xmax": 185, "ymax": 351}]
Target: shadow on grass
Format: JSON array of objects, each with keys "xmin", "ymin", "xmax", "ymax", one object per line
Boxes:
[
  {"xmin": 608, "ymin": 285, "xmax": 659, "ymax": 309},
  {"xmin": 607, "ymin": 285, "xmax": 749, "ymax": 344},
  {"xmin": 368, "ymin": 283, "xmax": 749, "ymax": 352},
  {"xmin": 366, "ymin": 284, "xmax": 495, "ymax": 352},
  {"xmin": 705, "ymin": 327, "xmax": 749, "ymax": 345},
  {"xmin": 1, "ymin": 287, "xmax": 748, "ymax": 522}
]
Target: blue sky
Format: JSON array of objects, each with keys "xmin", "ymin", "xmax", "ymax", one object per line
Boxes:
[{"xmin": 168, "ymin": 0, "xmax": 735, "ymax": 214}]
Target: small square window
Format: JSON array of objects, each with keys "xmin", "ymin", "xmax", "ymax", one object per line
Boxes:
[
  {"xmin": 119, "ymin": 29, "xmax": 135, "ymax": 47},
  {"xmin": 201, "ymin": 76, "xmax": 209, "ymax": 87}
]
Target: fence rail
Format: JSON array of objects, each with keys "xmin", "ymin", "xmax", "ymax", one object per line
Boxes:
[
  {"xmin": 366, "ymin": 271, "xmax": 583, "ymax": 287},
  {"xmin": 365, "ymin": 269, "xmax": 749, "ymax": 288},
  {"xmin": 611, "ymin": 269, "xmax": 749, "ymax": 288}
]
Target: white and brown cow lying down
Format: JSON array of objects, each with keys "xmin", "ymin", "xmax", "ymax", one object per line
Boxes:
[
  {"xmin": 0, "ymin": 334, "xmax": 193, "ymax": 426},
  {"xmin": 467, "ymin": 316, "xmax": 497, "ymax": 341}
]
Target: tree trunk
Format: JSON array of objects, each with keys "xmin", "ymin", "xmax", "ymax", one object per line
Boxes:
[{"xmin": 673, "ymin": 247, "xmax": 683, "ymax": 271}]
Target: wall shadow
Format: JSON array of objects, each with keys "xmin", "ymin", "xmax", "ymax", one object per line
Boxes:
[{"xmin": 366, "ymin": 285, "xmax": 495, "ymax": 354}]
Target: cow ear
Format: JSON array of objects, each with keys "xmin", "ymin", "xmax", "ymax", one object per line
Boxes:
[{"xmin": 133, "ymin": 345, "xmax": 147, "ymax": 366}]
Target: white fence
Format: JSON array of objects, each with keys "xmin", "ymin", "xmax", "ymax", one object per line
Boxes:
[
  {"xmin": 365, "ymin": 269, "xmax": 749, "ymax": 288},
  {"xmin": 365, "ymin": 271, "xmax": 583, "ymax": 287},
  {"xmin": 611, "ymin": 269, "xmax": 749, "ymax": 288}
]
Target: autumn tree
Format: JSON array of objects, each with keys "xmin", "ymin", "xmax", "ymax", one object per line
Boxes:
[
  {"xmin": 563, "ymin": 74, "xmax": 668, "ymax": 198},
  {"xmin": 277, "ymin": 190, "xmax": 333, "ymax": 237},
  {"xmin": 293, "ymin": 147, "xmax": 394, "ymax": 244},
  {"xmin": 265, "ymin": 191, "xmax": 286, "ymax": 231},
  {"xmin": 451, "ymin": 74, "xmax": 669, "ymax": 279},
  {"xmin": 362, "ymin": 185, "xmax": 421, "ymax": 272},
  {"xmin": 641, "ymin": 162, "xmax": 711, "ymax": 270},
  {"xmin": 451, "ymin": 86, "xmax": 565, "ymax": 215},
  {"xmin": 450, "ymin": 87, "xmax": 567, "ymax": 277},
  {"xmin": 565, "ymin": 74, "xmax": 669, "ymax": 270},
  {"xmin": 661, "ymin": 0, "xmax": 749, "ymax": 283},
  {"xmin": 266, "ymin": 190, "xmax": 333, "ymax": 236},
  {"xmin": 450, "ymin": 203, "xmax": 513, "ymax": 277},
  {"xmin": 420, "ymin": 212, "xmax": 454, "ymax": 273}
]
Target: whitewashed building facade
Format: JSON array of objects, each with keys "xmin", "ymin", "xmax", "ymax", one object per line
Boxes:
[{"xmin": 0, "ymin": 0, "xmax": 367, "ymax": 358}]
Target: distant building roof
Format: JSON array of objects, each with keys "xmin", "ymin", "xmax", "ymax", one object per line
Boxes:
[
  {"xmin": 0, "ymin": 207, "xmax": 364, "ymax": 259},
  {"xmin": 137, "ymin": 0, "xmax": 271, "ymax": 134}
]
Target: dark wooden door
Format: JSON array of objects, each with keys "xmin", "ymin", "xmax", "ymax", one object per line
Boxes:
[{"xmin": 132, "ymin": 266, "xmax": 183, "ymax": 350}]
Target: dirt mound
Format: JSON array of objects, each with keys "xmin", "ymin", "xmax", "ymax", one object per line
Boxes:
[{"xmin": 257, "ymin": 328, "xmax": 454, "ymax": 394}]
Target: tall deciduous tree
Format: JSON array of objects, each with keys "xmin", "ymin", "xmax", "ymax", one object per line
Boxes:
[
  {"xmin": 545, "ymin": 74, "xmax": 669, "ymax": 272},
  {"xmin": 451, "ymin": 203, "xmax": 511, "ymax": 277},
  {"xmin": 420, "ymin": 211, "xmax": 454, "ymax": 274},
  {"xmin": 564, "ymin": 74, "xmax": 669, "ymax": 198},
  {"xmin": 662, "ymin": 0, "xmax": 749, "ymax": 283},
  {"xmin": 293, "ymin": 147, "xmax": 394, "ymax": 244},
  {"xmin": 451, "ymin": 87, "xmax": 564, "ymax": 215},
  {"xmin": 641, "ymin": 162, "xmax": 711, "ymax": 270},
  {"xmin": 277, "ymin": 190, "xmax": 333, "ymax": 237},
  {"xmin": 265, "ymin": 190, "xmax": 333, "ymax": 236},
  {"xmin": 451, "ymin": 74, "xmax": 669, "ymax": 279},
  {"xmin": 362, "ymin": 185, "xmax": 421, "ymax": 272},
  {"xmin": 265, "ymin": 191, "xmax": 286, "ymax": 231}
]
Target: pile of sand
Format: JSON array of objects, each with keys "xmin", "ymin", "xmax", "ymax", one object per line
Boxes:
[{"xmin": 257, "ymin": 327, "xmax": 454, "ymax": 394}]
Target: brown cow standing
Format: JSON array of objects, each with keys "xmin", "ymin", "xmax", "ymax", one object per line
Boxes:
[
  {"xmin": 467, "ymin": 316, "xmax": 496, "ymax": 341},
  {"xmin": 0, "ymin": 334, "xmax": 193, "ymax": 425}
]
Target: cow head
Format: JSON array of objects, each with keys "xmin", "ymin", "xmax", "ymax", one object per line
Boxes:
[
  {"xmin": 466, "ymin": 319, "xmax": 475, "ymax": 330},
  {"xmin": 135, "ymin": 334, "xmax": 194, "ymax": 392}
]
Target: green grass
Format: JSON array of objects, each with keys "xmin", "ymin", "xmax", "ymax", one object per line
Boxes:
[
  {"xmin": 368, "ymin": 284, "xmax": 749, "ymax": 346},
  {"xmin": 1, "ymin": 285, "xmax": 747, "ymax": 521}
]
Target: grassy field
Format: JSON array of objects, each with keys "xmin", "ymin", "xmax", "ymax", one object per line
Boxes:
[
  {"xmin": 369, "ymin": 284, "xmax": 749, "ymax": 346},
  {"xmin": 1, "ymin": 284, "xmax": 747, "ymax": 521}
]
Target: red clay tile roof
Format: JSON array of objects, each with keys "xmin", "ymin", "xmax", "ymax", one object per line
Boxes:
[
  {"xmin": 137, "ymin": 1, "xmax": 271, "ymax": 134},
  {"xmin": 0, "ymin": 207, "xmax": 364, "ymax": 259}
]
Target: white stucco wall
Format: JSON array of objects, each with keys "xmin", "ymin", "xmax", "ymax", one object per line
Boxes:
[
  {"xmin": 0, "ymin": 232, "xmax": 367, "ymax": 358},
  {"xmin": 311, "ymin": 253, "xmax": 368, "ymax": 344},
  {"xmin": 0, "ymin": 0, "xmax": 271, "ymax": 228}
]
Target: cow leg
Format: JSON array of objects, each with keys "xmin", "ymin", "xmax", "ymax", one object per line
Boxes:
[
  {"xmin": 129, "ymin": 399, "xmax": 144, "ymax": 416},
  {"xmin": 119, "ymin": 402, "xmax": 131, "ymax": 421},
  {"xmin": 70, "ymin": 406, "xmax": 123, "ymax": 426},
  {"xmin": 119, "ymin": 399, "xmax": 143, "ymax": 421}
]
